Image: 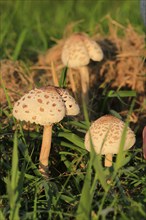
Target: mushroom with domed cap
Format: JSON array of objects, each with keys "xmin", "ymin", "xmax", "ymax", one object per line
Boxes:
[
  {"xmin": 61, "ymin": 32, "xmax": 103, "ymax": 102},
  {"xmin": 84, "ymin": 115, "xmax": 136, "ymax": 167},
  {"xmin": 13, "ymin": 86, "xmax": 80, "ymax": 177}
]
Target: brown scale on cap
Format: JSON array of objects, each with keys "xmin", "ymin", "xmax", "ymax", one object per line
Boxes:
[
  {"xmin": 22, "ymin": 104, "xmax": 27, "ymax": 108},
  {"xmin": 40, "ymin": 107, "xmax": 44, "ymax": 112},
  {"xmin": 37, "ymin": 99, "xmax": 43, "ymax": 103},
  {"xmin": 44, "ymin": 95, "xmax": 49, "ymax": 98}
]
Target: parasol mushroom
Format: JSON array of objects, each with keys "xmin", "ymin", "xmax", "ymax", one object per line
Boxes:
[
  {"xmin": 84, "ymin": 115, "xmax": 136, "ymax": 167},
  {"xmin": 61, "ymin": 32, "xmax": 103, "ymax": 102},
  {"xmin": 13, "ymin": 86, "xmax": 80, "ymax": 177}
]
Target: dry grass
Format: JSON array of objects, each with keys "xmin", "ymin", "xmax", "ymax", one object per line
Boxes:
[
  {"xmin": 0, "ymin": 59, "xmax": 33, "ymax": 104},
  {"xmin": 99, "ymin": 18, "xmax": 145, "ymax": 93}
]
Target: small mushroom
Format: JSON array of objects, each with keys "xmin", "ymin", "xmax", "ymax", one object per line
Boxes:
[
  {"xmin": 84, "ymin": 115, "xmax": 136, "ymax": 167},
  {"xmin": 142, "ymin": 126, "xmax": 146, "ymax": 159},
  {"xmin": 61, "ymin": 32, "xmax": 103, "ymax": 102},
  {"xmin": 13, "ymin": 86, "xmax": 80, "ymax": 177}
]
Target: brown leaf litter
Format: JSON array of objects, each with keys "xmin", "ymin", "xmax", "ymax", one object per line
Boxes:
[
  {"xmin": 98, "ymin": 18, "xmax": 146, "ymax": 93},
  {"xmin": 0, "ymin": 59, "xmax": 34, "ymax": 104}
]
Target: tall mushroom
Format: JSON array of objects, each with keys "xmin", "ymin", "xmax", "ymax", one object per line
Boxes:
[
  {"xmin": 13, "ymin": 86, "xmax": 80, "ymax": 177},
  {"xmin": 61, "ymin": 32, "xmax": 103, "ymax": 102},
  {"xmin": 84, "ymin": 115, "xmax": 136, "ymax": 167}
]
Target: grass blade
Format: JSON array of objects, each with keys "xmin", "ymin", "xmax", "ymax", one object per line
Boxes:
[
  {"xmin": 7, "ymin": 130, "xmax": 20, "ymax": 220},
  {"xmin": 107, "ymin": 90, "xmax": 137, "ymax": 97},
  {"xmin": 59, "ymin": 67, "xmax": 68, "ymax": 87},
  {"xmin": 92, "ymin": 155, "xmax": 109, "ymax": 192},
  {"xmin": 58, "ymin": 132, "xmax": 84, "ymax": 149},
  {"xmin": 76, "ymin": 160, "xmax": 92, "ymax": 220},
  {"xmin": 1, "ymin": 77, "xmax": 13, "ymax": 110},
  {"xmin": 12, "ymin": 29, "xmax": 27, "ymax": 60},
  {"xmin": 0, "ymin": 211, "xmax": 5, "ymax": 220},
  {"xmin": 115, "ymin": 98, "xmax": 136, "ymax": 171}
]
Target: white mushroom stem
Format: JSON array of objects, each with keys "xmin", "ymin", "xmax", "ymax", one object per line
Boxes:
[
  {"xmin": 78, "ymin": 66, "xmax": 89, "ymax": 102},
  {"xmin": 39, "ymin": 124, "xmax": 53, "ymax": 176},
  {"xmin": 105, "ymin": 153, "xmax": 113, "ymax": 167},
  {"xmin": 68, "ymin": 68, "xmax": 77, "ymax": 95},
  {"xmin": 51, "ymin": 61, "xmax": 59, "ymax": 86}
]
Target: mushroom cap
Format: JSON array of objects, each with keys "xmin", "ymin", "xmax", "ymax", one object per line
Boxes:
[
  {"xmin": 13, "ymin": 87, "xmax": 65, "ymax": 125},
  {"xmin": 85, "ymin": 115, "xmax": 136, "ymax": 155},
  {"xmin": 83, "ymin": 37, "xmax": 103, "ymax": 62},
  {"xmin": 61, "ymin": 33, "xmax": 103, "ymax": 68},
  {"xmin": 13, "ymin": 86, "xmax": 80, "ymax": 126},
  {"xmin": 56, "ymin": 88, "xmax": 80, "ymax": 115}
]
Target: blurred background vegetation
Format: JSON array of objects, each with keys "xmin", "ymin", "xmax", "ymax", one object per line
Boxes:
[{"xmin": 0, "ymin": 0, "xmax": 145, "ymax": 60}]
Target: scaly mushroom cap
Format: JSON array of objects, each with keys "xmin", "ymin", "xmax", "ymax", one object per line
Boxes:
[
  {"xmin": 13, "ymin": 87, "xmax": 65, "ymax": 125},
  {"xmin": 85, "ymin": 115, "xmax": 136, "ymax": 155},
  {"xmin": 56, "ymin": 87, "xmax": 80, "ymax": 115},
  {"xmin": 13, "ymin": 86, "xmax": 80, "ymax": 126},
  {"xmin": 61, "ymin": 33, "xmax": 103, "ymax": 68}
]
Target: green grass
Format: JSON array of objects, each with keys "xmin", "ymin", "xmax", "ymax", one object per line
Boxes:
[
  {"xmin": 0, "ymin": 0, "xmax": 146, "ymax": 219},
  {"xmin": 0, "ymin": 0, "xmax": 144, "ymax": 60}
]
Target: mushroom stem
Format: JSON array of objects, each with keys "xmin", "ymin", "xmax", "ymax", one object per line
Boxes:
[
  {"xmin": 68, "ymin": 68, "xmax": 77, "ymax": 95},
  {"xmin": 39, "ymin": 124, "xmax": 53, "ymax": 177},
  {"xmin": 51, "ymin": 61, "xmax": 59, "ymax": 86},
  {"xmin": 78, "ymin": 66, "xmax": 89, "ymax": 103},
  {"xmin": 105, "ymin": 153, "xmax": 113, "ymax": 167}
]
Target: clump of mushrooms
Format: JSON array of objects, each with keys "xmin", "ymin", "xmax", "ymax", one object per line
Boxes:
[
  {"xmin": 84, "ymin": 115, "xmax": 136, "ymax": 167},
  {"xmin": 61, "ymin": 32, "xmax": 103, "ymax": 102},
  {"xmin": 13, "ymin": 86, "xmax": 80, "ymax": 178}
]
